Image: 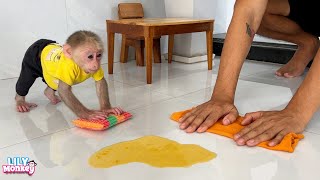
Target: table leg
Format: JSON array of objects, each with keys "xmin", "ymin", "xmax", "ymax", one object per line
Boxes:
[
  {"xmin": 108, "ymin": 32, "xmax": 115, "ymax": 74},
  {"xmin": 168, "ymin": 35, "xmax": 174, "ymax": 63},
  {"xmin": 145, "ymin": 36, "xmax": 153, "ymax": 84},
  {"xmin": 153, "ymin": 38, "xmax": 161, "ymax": 63},
  {"xmin": 206, "ymin": 30, "xmax": 213, "ymax": 70},
  {"xmin": 120, "ymin": 34, "xmax": 128, "ymax": 63}
]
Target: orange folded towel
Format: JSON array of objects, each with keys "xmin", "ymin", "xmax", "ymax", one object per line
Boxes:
[{"xmin": 171, "ymin": 109, "xmax": 304, "ymax": 153}]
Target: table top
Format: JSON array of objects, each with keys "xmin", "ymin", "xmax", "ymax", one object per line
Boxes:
[{"xmin": 106, "ymin": 18, "xmax": 214, "ymax": 26}]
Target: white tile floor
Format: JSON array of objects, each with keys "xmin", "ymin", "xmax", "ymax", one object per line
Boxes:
[{"xmin": 1, "ymin": 57, "xmax": 320, "ymax": 180}]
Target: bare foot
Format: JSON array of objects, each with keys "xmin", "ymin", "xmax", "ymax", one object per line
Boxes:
[
  {"xmin": 276, "ymin": 37, "xmax": 319, "ymax": 78},
  {"xmin": 15, "ymin": 94, "xmax": 37, "ymax": 112},
  {"xmin": 44, "ymin": 86, "xmax": 61, "ymax": 105}
]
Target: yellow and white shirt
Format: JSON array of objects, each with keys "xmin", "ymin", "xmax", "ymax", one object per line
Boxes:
[{"xmin": 40, "ymin": 44, "xmax": 104, "ymax": 90}]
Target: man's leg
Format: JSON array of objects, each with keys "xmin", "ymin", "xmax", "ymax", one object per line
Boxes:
[{"xmin": 257, "ymin": 0, "xmax": 319, "ymax": 77}]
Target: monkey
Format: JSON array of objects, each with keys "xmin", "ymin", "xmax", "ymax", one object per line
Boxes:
[{"xmin": 15, "ymin": 30, "xmax": 123, "ymax": 120}]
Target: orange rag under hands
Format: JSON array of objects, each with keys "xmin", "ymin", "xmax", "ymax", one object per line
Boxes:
[{"xmin": 171, "ymin": 109, "xmax": 304, "ymax": 153}]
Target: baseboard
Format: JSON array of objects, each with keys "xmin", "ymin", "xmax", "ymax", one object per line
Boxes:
[
  {"xmin": 212, "ymin": 33, "xmax": 312, "ymax": 66},
  {"xmin": 163, "ymin": 53, "xmax": 215, "ymax": 64}
]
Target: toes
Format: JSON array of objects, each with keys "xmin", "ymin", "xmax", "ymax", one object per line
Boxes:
[
  {"xmin": 56, "ymin": 97, "xmax": 61, "ymax": 103},
  {"xmin": 275, "ymin": 69, "xmax": 284, "ymax": 77},
  {"xmin": 275, "ymin": 71, "xmax": 282, "ymax": 77},
  {"xmin": 284, "ymin": 73, "xmax": 295, "ymax": 78},
  {"xmin": 51, "ymin": 100, "xmax": 59, "ymax": 105},
  {"xmin": 51, "ymin": 97, "xmax": 61, "ymax": 105}
]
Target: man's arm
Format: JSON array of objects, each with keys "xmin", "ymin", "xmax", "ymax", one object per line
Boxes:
[
  {"xmin": 179, "ymin": 0, "xmax": 269, "ymax": 133},
  {"xmin": 286, "ymin": 48, "xmax": 320, "ymax": 122},
  {"xmin": 95, "ymin": 78, "xmax": 111, "ymax": 110},
  {"xmin": 212, "ymin": 0, "xmax": 268, "ymax": 101},
  {"xmin": 235, "ymin": 48, "xmax": 320, "ymax": 146},
  {"xmin": 285, "ymin": 49, "xmax": 320, "ymax": 122}
]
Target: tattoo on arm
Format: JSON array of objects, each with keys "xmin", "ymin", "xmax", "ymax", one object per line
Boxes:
[
  {"xmin": 246, "ymin": 22, "xmax": 255, "ymax": 39},
  {"xmin": 96, "ymin": 78, "xmax": 111, "ymax": 110}
]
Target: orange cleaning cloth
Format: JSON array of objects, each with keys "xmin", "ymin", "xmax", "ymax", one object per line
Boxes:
[{"xmin": 171, "ymin": 109, "xmax": 304, "ymax": 153}]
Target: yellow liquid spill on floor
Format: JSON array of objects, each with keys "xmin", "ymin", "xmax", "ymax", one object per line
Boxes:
[{"xmin": 89, "ymin": 136, "xmax": 217, "ymax": 168}]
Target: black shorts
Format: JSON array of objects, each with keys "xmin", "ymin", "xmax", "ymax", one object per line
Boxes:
[
  {"xmin": 288, "ymin": 0, "xmax": 320, "ymax": 37},
  {"xmin": 16, "ymin": 39, "xmax": 56, "ymax": 96}
]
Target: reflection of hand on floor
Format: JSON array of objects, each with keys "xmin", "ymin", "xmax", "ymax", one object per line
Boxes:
[{"xmin": 18, "ymin": 105, "xmax": 70, "ymax": 168}]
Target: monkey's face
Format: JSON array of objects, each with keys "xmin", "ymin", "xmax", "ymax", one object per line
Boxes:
[
  {"xmin": 29, "ymin": 162, "xmax": 35, "ymax": 167},
  {"xmin": 27, "ymin": 160, "xmax": 37, "ymax": 167},
  {"xmin": 72, "ymin": 43, "xmax": 103, "ymax": 74}
]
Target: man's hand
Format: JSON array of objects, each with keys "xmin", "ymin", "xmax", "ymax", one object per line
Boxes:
[
  {"xmin": 179, "ymin": 98, "xmax": 239, "ymax": 133},
  {"xmin": 234, "ymin": 109, "xmax": 308, "ymax": 147}
]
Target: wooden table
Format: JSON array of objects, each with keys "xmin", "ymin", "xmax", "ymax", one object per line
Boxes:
[{"xmin": 106, "ymin": 18, "xmax": 214, "ymax": 84}]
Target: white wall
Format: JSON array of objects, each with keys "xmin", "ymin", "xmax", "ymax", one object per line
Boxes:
[
  {"xmin": 226, "ymin": 0, "xmax": 235, "ymax": 32},
  {"xmin": 164, "ymin": 0, "xmax": 229, "ymax": 58},
  {"xmin": 0, "ymin": 0, "xmax": 68, "ymax": 79},
  {"xmin": 165, "ymin": 0, "xmax": 194, "ymax": 18},
  {"xmin": 192, "ymin": 0, "xmax": 229, "ymax": 56},
  {"xmin": 0, "ymin": 0, "xmax": 166, "ymax": 79},
  {"xmin": 164, "ymin": 0, "xmax": 194, "ymax": 57}
]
